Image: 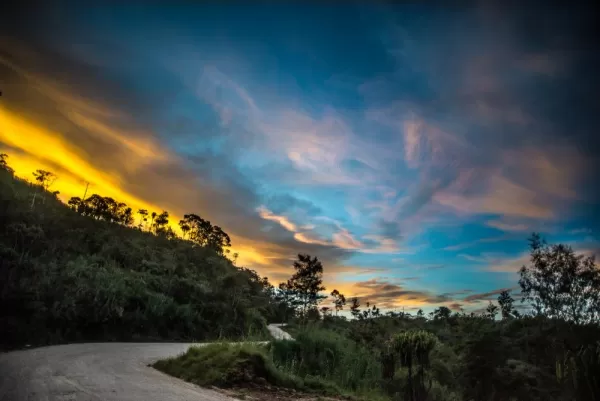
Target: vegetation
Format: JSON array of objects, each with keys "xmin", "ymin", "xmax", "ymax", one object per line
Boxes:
[
  {"xmin": 2, "ymin": 154, "xmax": 599, "ymax": 400},
  {"xmin": 153, "ymin": 342, "xmax": 351, "ymax": 399},
  {"xmin": 0, "ymin": 155, "xmax": 292, "ymax": 349}
]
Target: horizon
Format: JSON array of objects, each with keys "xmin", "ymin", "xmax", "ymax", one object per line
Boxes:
[{"xmin": 1, "ymin": 2, "xmax": 598, "ymax": 314}]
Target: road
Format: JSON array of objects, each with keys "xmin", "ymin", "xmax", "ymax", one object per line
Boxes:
[{"xmin": 0, "ymin": 324, "xmax": 293, "ymax": 401}]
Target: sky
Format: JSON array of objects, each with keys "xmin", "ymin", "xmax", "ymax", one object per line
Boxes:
[{"xmin": 1, "ymin": 1, "xmax": 599, "ymax": 314}]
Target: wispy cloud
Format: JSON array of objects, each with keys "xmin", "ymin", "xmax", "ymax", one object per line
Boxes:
[{"xmin": 2, "ymin": 2, "xmax": 598, "ymax": 311}]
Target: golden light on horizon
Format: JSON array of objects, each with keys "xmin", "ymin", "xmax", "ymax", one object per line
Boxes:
[{"xmin": 0, "ymin": 105, "xmax": 282, "ymax": 271}]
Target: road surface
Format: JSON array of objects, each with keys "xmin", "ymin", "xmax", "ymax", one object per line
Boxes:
[{"xmin": 0, "ymin": 324, "xmax": 293, "ymax": 401}]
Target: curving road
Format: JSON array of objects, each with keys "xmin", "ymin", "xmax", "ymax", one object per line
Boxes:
[{"xmin": 0, "ymin": 324, "xmax": 293, "ymax": 401}]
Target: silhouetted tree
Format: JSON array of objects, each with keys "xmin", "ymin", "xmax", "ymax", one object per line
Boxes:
[
  {"xmin": 275, "ymin": 282, "xmax": 299, "ymax": 322},
  {"xmin": 32, "ymin": 169, "xmax": 56, "ymax": 190},
  {"xmin": 519, "ymin": 233, "xmax": 600, "ymax": 323},
  {"xmin": 284, "ymin": 254, "xmax": 326, "ymax": 319},
  {"xmin": 497, "ymin": 290, "xmax": 518, "ymax": 319},
  {"xmin": 178, "ymin": 214, "xmax": 231, "ymax": 254},
  {"xmin": 330, "ymin": 289, "xmax": 346, "ymax": 315},
  {"xmin": 349, "ymin": 297, "xmax": 361, "ymax": 319},
  {"xmin": 152, "ymin": 210, "xmax": 170, "ymax": 235},
  {"xmin": 150, "ymin": 211, "xmax": 157, "ymax": 229},
  {"xmin": 31, "ymin": 169, "xmax": 57, "ymax": 207},
  {"xmin": 485, "ymin": 301, "xmax": 499, "ymax": 320},
  {"xmin": 432, "ymin": 306, "xmax": 452, "ymax": 320},
  {"xmin": 0, "ymin": 153, "xmax": 13, "ymax": 174},
  {"xmin": 206, "ymin": 225, "xmax": 231, "ymax": 255},
  {"xmin": 137, "ymin": 209, "xmax": 148, "ymax": 230},
  {"xmin": 178, "ymin": 217, "xmax": 191, "ymax": 238},
  {"xmin": 320, "ymin": 306, "xmax": 332, "ymax": 318}
]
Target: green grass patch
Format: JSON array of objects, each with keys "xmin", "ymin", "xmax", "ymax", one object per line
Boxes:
[
  {"xmin": 153, "ymin": 329, "xmax": 390, "ymax": 400},
  {"xmin": 153, "ymin": 342, "xmax": 344, "ymax": 395}
]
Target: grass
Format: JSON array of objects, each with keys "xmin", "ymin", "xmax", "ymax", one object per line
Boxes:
[
  {"xmin": 153, "ymin": 342, "xmax": 343, "ymax": 396},
  {"xmin": 153, "ymin": 328, "xmax": 389, "ymax": 400},
  {"xmin": 270, "ymin": 328, "xmax": 384, "ymax": 397}
]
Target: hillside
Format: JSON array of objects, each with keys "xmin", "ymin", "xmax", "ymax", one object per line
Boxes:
[{"xmin": 0, "ymin": 157, "xmax": 285, "ymax": 349}]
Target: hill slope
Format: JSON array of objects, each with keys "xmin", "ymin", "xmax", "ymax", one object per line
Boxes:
[{"xmin": 0, "ymin": 166, "xmax": 280, "ymax": 349}]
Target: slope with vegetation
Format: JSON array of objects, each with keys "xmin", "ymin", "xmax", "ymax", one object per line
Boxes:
[
  {"xmin": 0, "ymin": 154, "xmax": 293, "ymax": 349},
  {"xmin": 157, "ymin": 225, "xmax": 600, "ymax": 400}
]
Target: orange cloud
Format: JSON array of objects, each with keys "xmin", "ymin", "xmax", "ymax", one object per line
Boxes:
[
  {"xmin": 256, "ymin": 206, "xmax": 298, "ymax": 232},
  {"xmin": 0, "ymin": 104, "xmax": 275, "ymax": 270},
  {"xmin": 0, "ymin": 106, "xmax": 153, "ymax": 207}
]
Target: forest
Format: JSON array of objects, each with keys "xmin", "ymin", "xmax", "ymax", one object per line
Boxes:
[{"xmin": 1, "ymin": 153, "xmax": 599, "ymax": 400}]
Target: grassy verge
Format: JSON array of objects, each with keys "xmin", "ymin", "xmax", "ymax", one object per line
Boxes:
[
  {"xmin": 153, "ymin": 339, "xmax": 388, "ymax": 400},
  {"xmin": 153, "ymin": 342, "xmax": 343, "ymax": 399}
]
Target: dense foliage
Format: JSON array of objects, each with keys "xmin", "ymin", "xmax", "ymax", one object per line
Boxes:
[{"xmin": 0, "ymin": 155, "xmax": 288, "ymax": 349}]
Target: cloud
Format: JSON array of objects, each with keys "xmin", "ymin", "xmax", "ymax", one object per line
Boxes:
[
  {"xmin": 255, "ymin": 206, "xmax": 403, "ymax": 255},
  {"xmin": 2, "ymin": 3, "xmax": 598, "ymax": 303},
  {"xmin": 463, "ymin": 288, "xmax": 515, "ymax": 304},
  {"xmin": 443, "ymin": 235, "xmax": 513, "ymax": 251},
  {"xmin": 457, "ymin": 251, "xmax": 531, "ymax": 273},
  {"xmin": 0, "ymin": 39, "xmax": 360, "ymax": 278},
  {"xmin": 350, "ymin": 279, "xmax": 452, "ymax": 309},
  {"xmin": 486, "ymin": 219, "xmax": 530, "ymax": 232},
  {"xmin": 257, "ymin": 206, "xmax": 298, "ymax": 232}
]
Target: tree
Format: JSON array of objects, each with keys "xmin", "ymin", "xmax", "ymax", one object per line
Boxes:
[
  {"xmin": 390, "ymin": 330, "xmax": 438, "ymax": 401},
  {"xmin": 152, "ymin": 211, "xmax": 170, "ymax": 235},
  {"xmin": 137, "ymin": 209, "xmax": 148, "ymax": 230},
  {"xmin": 416, "ymin": 309, "xmax": 424, "ymax": 319},
  {"xmin": 0, "ymin": 153, "xmax": 14, "ymax": 174},
  {"xmin": 320, "ymin": 306, "xmax": 332, "ymax": 318},
  {"xmin": 285, "ymin": 254, "xmax": 326, "ymax": 319},
  {"xmin": 180, "ymin": 214, "xmax": 211, "ymax": 245},
  {"xmin": 497, "ymin": 290, "xmax": 518, "ymax": 319},
  {"xmin": 432, "ymin": 306, "xmax": 452, "ymax": 320},
  {"xmin": 206, "ymin": 225, "xmax": 231, "ymax": 255},
  {"xmin": 31, "ymin": 169, "xmax": 57, "ymax": 207},
  {"xmin": 118, "ymin": 206, "xmax": 134, "ymax": 226},
  {"xmin": 275, "ymin": 282, "xmax": 299, "ymax": 322},
  {"xmin": 349, "ymin": 297, "xmax": 361, "ymax": 319},
  {"xmin": 519, "ymin": 233, "xmax": 600, "ymax": 323},
  {"xmin": 32, "ymin": 169, "xmax": 56, "ymax": 190},
  {"xmin": 178, "ymin": 217, "xmax": 191, "ymax": 238},
  {"xmin": 179, "ymin": 214, "xmax": 232, "ymax": 254},
  {"xmin": 330, "ymin": 289, "xmax": 346, "ymax": 315},
  {"xmin": 485, "ymin": 301, "xmax": 499, "ymax": 320},
  {"xmin": 67, "ymin": 196, "xmax": 84, "ymax": 213}
]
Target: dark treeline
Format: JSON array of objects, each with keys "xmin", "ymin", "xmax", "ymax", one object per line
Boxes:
[
  {"xmin": 269, "ymin": 228, "xmax": 600, "ymax": 400},
  {"xmin": 0, "ymin": 154, "xmax": 291, "ymax": 349}
]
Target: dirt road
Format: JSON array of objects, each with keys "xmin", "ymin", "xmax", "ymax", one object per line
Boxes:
[{"xmin": 0, "ymin": 324, "xmax": 292, "ymax": 401}]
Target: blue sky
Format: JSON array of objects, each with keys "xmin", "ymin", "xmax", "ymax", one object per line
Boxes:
[{"xmin": 1, "ymin": 2, "xmax": 598, "ymax": 312}]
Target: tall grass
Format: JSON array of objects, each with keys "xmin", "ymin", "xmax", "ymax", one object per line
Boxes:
[
  {"xmin": 270, "ymin": 327, "xmax": 386, "ymax": 399},
  {"xmin": 153, "ymin": 328, "xmax": 389, "ymax": 400}
]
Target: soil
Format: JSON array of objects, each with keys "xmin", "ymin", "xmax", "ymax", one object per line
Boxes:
[{"xmin": 215, "ymin": 385, "xmax": 349, "ymax": 401}]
